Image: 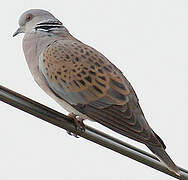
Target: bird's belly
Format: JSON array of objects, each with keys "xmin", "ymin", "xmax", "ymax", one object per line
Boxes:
[
  {"xmin": 33, "ymin": 69, "xmax": 90, "ymax": 120},
  {"xmin": 45, "ymin": 85, "xmax": 89, "ymax": 119}
]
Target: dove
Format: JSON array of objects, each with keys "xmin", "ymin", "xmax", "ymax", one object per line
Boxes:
[{"xmin": 13, "ymin": 9, "xmax": 180, "ymax": 175}]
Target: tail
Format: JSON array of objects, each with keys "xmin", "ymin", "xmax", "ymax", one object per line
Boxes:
[{"xmin": 147, "ymin": 145, "xmax": 180, "ymax": 176}]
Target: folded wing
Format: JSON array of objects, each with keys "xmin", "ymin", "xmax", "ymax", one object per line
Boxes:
[{"xmin": 39, "ymin": 39, "xmax": 164, "ymax": 148}]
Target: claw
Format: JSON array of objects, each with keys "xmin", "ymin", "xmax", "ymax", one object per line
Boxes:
[
  {"xmin": 66, "ymin": 130, "xmax": 79, "ymax": 138},
  {"xmin": 67, "ymin": 113, "xmax": 85, "ymax": 137},
  {"xmin": 74, "ymin": 116, "xmax": 85, "ymax": 132}
]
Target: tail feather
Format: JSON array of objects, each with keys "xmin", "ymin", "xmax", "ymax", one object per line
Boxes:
[
  {"xmin": 152, "ymin": 131, "xmax": 166, "ymax": 149},
  {"xmin": 147, "ymin": 145, "xmax": 180, "ymax": 176}
]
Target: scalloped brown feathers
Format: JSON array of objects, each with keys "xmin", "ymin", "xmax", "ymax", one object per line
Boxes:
[{"xmin": 41, "ymin": 40, "xmax": 131, "ymax": 106}]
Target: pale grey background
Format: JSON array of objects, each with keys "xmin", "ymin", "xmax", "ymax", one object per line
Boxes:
[{"xmin": 0, "ymin": 0, "xmax": 187, "ymax": 179}]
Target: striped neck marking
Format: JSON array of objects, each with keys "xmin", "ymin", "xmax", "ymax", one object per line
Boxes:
[{"xmin": 35, "ymin": 21, "xmax": 63, "ymax": 32}]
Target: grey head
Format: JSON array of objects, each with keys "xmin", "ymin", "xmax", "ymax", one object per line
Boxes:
[{"xmin": 13, "ymin": 9, "xmax": 62, "ymax": 37}]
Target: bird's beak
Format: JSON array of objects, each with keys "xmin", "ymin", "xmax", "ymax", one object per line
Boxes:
[{"xmin": 13, "ymin": 27, "xmax": 24, "ymax": 37}]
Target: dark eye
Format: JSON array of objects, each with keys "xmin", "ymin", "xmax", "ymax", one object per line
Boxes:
[{"xmin": 26, "ymin": 14, "xmax": 33, "ymax": 22}]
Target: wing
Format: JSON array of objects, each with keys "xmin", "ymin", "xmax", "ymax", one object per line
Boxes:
[{"xmin": 39, "ymin": 39, "xmax": 165, "ymax": 148}]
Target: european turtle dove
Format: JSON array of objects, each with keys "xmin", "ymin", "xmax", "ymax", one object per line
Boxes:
[{"xmin": 13, "ymin": 9, "xmax": 180, "ymax": 175}]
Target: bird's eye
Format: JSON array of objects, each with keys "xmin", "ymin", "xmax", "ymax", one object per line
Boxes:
[{"xmin": 26, "ymin": 14, "xmax": 33, "ymax": 22}]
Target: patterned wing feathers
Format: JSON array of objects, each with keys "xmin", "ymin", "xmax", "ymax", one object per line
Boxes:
[{"xmin": 41, "ymin": 40, "xmax": 130, "ymax": 106}]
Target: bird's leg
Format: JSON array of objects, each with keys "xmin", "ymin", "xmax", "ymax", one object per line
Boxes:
[
  {"xmin": 67, "ymin": 113, "xmax": 85, "ymax": 137},
  {"xmin": 68, "ymin": 112, "xmax": 77, "ymax": 119}
]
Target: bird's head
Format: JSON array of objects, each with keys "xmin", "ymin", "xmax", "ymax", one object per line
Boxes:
[{"xmin": 13, "ymin": 9, "xmax": 62, "ymax": 37}]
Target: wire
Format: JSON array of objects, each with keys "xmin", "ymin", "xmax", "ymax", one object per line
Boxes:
[{"xmin": 0, "ymin": 84, "xmax": 187, "ymax": 179}]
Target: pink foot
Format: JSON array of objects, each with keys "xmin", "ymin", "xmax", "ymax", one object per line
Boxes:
[{"xmin": 67, "ymin": 113, "xmax": 85, "ymax": 137}]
